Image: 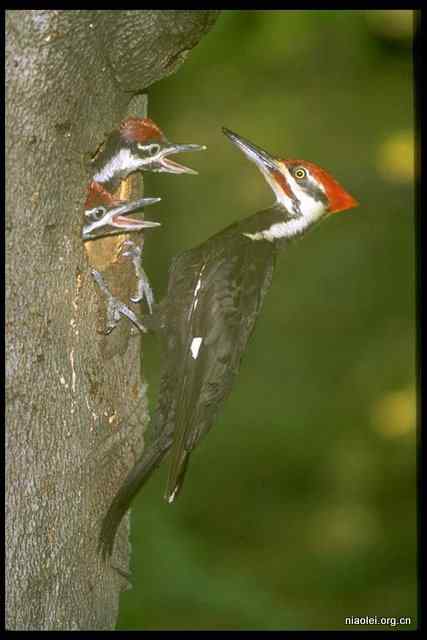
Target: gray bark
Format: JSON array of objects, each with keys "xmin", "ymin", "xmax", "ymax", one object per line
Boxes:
[{"xmin": 5, "ymin": 9, "xmax": 219, "ymax": 630}]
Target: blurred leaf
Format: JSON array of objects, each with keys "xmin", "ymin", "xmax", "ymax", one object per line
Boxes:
[
  {"xmin": 364, "ymin": 10, "xmax": 414, "ymax": 43},
  {"xmin": 371, "ymin": 386, "xmax": 416, "ymax": 438},
  {"xmin": 377, "ymin": 131, "xmax": 414, "ymax": 182}
]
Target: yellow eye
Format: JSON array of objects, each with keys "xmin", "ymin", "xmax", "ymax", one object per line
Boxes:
[{"xmin": 294, "ymin": 167, "xmax": 307, "ymax": 180}]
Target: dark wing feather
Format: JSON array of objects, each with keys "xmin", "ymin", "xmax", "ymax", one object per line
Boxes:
[{"xmin": 160, "ymin": 232, "xmax": 276, "ymax": 502}]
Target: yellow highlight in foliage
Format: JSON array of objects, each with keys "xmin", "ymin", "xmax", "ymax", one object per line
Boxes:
[
  {"xmin": 377, "ymin": 131, "xmax": 414, "ymax": 183},
  {"xmin": 310, "ymin": 505, "xmax": 379, "ymax": 555},
  {"xmin": 372, "ymin": 386, "xmax": 416, "ymax": 438},
  {"xmin": 365, "ymin": 10, "xmax": 414, "ymax": 41}
]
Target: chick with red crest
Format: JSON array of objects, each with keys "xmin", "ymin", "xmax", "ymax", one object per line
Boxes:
[
  {"xmin": 84, "ymin": 116, "xmax": 206, "ymax": 333},
  {"xmin": 83, "ymin": 116, "xmax": 206, "ymax": 240}
]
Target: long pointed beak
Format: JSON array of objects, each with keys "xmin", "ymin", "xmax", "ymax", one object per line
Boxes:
[
  {"xmin": 222, "ymin": 127, "xmax": 280, "ymax": 173},
  {"xmin": 159, "ymin": 142, "xmax": 207, "ymax": 175},
  {"xmin": 223, "ymin": 127, "xmax": 295, "ymax": 204},
  {"xmin": 82, "ymin": 197, "xmax": 161, "ymax": 240}
]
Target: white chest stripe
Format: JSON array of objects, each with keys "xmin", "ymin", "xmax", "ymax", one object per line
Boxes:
[
  {"xmin": 243, "ymin": 204, "xmax": 323, "ymax": 242},
  {"xmin": 243, "ymin": 215, "xmax": 314, "ymax": 242},
  {"xmin": 93, "ymin": 149, "xmax": 147, "ymax": 183},
  {"xmin": 190, "ymin": 337, "xmax": 203, "ymax": 359}
]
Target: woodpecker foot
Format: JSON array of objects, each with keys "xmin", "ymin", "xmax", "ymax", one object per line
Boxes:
[
  {"xmin": 121, "ymin": 239, "xmax": 154, "ymax": 313},
  {"xmin": 82, "ymin": 197, "xmax": 161, "ymax": 241},
  {"xmin": 91, "ymin": 269, "xmax": 147, "ymax": 334}
]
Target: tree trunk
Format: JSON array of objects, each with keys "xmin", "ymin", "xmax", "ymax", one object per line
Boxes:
[{"xmin": 5, "ymin": 9, "xmax": 219, "ymax": 630}]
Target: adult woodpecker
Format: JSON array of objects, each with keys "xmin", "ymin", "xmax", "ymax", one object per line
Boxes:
[
  {"xmin": 99, "ymin": 127, "xmax": 358, "ymax": 558},
  {"xmin": 83, "ymin": 116, "xmax": 206, "ymax": 240}
]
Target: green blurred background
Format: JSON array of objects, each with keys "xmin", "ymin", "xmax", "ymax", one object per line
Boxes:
[{"xmin": 118, "ymin": 10, "xmax": 416, "ymax": 631}]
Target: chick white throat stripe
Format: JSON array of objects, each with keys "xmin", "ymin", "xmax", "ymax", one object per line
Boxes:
[{"xmin": 93, "ymin": 149, "xmax": 146, "ymax": 183}]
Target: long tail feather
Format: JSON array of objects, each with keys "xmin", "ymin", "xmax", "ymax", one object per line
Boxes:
[
  {"xmin": 98, "ymin": 433, "xmax": 172, "ymax": 559},
  {"xmin": 164, "ymin": 450, "xmax": 190, "ymax": 504}
]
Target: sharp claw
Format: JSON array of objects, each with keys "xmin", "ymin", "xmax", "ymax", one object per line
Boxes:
[
  {"xmin": 120, "ymin": 240, "xmax": 155, "ymax": 313},
  {"xmin": 91, "ymin": 269, "xmax": 147, "ymax": 333},
  {"xmin": 91, "ymin": 268, "xmax": 111, "ymax": 296},
  {"xmin": 117, "ymin": 303, "xmax": 148, "ymax": 333}
]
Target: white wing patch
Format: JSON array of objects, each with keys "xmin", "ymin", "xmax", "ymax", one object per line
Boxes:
[{"xmin": 190, "ymin": 337, "xmax": 203, "ymax": 359}]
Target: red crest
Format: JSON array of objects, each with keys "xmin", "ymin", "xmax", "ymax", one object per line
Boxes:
[
  {"xmin": 119, "ymin": 117, "xmax": 165, "ymax": 144},
  {"xmin": 294, "ymin": 160, "xmax": 358, "ymax": 214},
  {"xmin": 85, "ymin": 181, "xmax": 121, "ymax": 209}
]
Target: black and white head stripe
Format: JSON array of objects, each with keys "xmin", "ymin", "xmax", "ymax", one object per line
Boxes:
[{"xmin": 243, "ymin": 162, "xmax": 330, "ymax": 242}]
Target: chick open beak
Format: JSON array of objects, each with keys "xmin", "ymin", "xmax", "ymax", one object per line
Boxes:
[
  {"xmin": 158, "ymin": 143, "xmax": 207, "ymax": 175},
  {"xmin": 82, "ymin": 197, "xmax": 161, "ymax": 241}
]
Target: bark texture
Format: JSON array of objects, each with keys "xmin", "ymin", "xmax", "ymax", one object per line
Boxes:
[{"xmin": 5, "ymin": 9, "xmax": 219, "ymax": 630}]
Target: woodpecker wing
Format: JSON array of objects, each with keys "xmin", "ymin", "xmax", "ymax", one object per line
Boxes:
[{"xmin": 156, "ymin": 212, "xmax": 279, "ymax": 502}]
